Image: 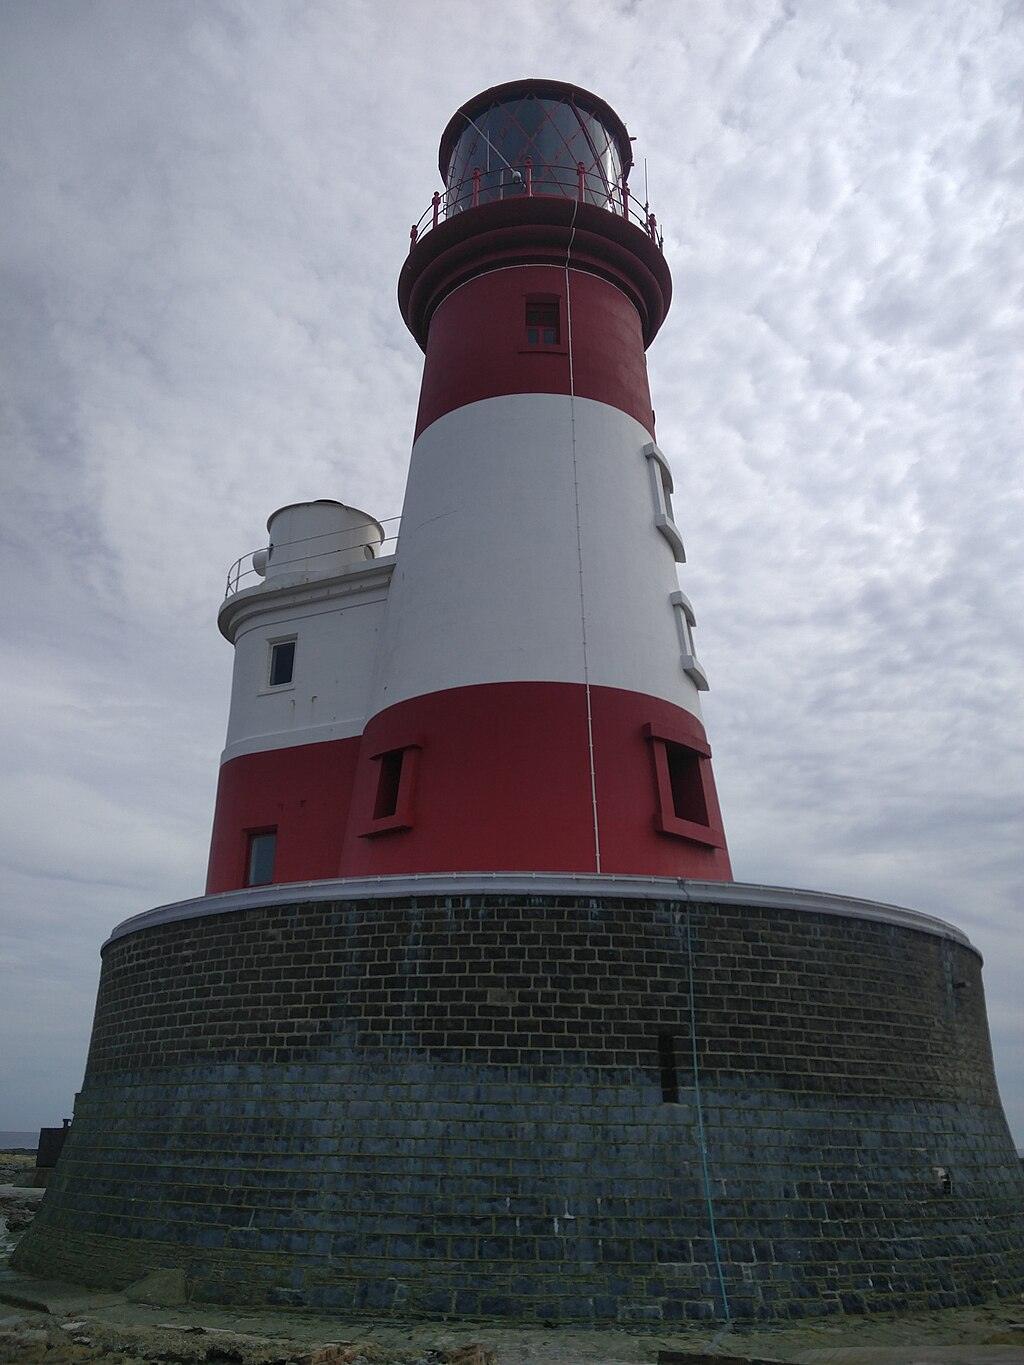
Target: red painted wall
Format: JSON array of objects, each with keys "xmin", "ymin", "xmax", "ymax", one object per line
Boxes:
[
  {"xmin": 339, "ymin": 681, "xmax": 731, "ymax": 881},
  {"xmin": 205, "ymin": 736, "xmax": 360, "ymax": 893},
  {"xmin": 207, "ymin": 684, "xmax": 731, "ymax": 892},
  {"xmin": 414, "ymin": 266, "xmax": 656, "ymax": 440}
]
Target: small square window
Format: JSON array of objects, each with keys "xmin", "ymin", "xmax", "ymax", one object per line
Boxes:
[
  {"xmin": 246, "ymin": 829, "xmax": 276, "ymax": 886},
  {"xmin": 644, "ymin": 723, "xmax": 724, "ymax": 847},
  {"xmin": 526, "ymin": 300, "xmax": 559, "ymax": 346},
  {"xmin": 269, "ymin": 639, "xmax": 295, "ymax": 687}
]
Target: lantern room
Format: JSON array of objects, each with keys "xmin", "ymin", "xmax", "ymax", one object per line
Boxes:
[{"xmin": 438, "ymin": 78, "xmax": 634, "ymax": 212}]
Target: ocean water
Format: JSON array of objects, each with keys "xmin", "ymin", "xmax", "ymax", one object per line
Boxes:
[{"xmin": 0, "ymin": 1132, "xmax": 37, "ymax": 1150}]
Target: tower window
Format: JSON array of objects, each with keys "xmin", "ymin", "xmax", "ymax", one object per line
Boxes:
[
  {"xmin": 246, "ymin": 829, "xmax": 277, "ymax": 886},
  {"xmin": 526, "ymin": 300, "xmax": 559, "ymax": 346},
  {"xmin": 665, "ymin": 744, "xmax": 709, "ymax": 825},
  {"xmin": 643, "ymin": 442, "xmax": 686, "ymax": 563},
  {"xmin": 374, "ymin": 749, "xmax": 405, "ymax": 819},
  {"xmin": 268, "ymin": 639, "xmax": 295, "ymax": 687},
  {"xmin": 644, "ymin": 723, "xmax": 724, "ymax": 847},
  {"xmin": 670, "ymin": 591, "xmax": 709, "ymax": 691},
  {"xmin": 360, "ymin": 743, "xmax": 422, "ymax": 837}
]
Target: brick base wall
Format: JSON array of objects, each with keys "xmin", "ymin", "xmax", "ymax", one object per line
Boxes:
[{"xmin": 15, "ymin": 892, "xmax": 1024, "ymax": 1322}]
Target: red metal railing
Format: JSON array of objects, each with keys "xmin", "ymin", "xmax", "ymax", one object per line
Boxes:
[{"xmin": 409, "ymin": 163, "xmax": 663, "ymax": 251}]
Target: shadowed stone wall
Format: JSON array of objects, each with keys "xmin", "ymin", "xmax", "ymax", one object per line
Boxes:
[{"xmin": 15, "ymin": 892, "xmax": 1024, "ymax": 1322}]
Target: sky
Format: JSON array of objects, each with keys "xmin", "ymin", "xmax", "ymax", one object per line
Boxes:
[{"xmin": 1, "ymin": 0, "xmax": 1022, "ymax": 1143}]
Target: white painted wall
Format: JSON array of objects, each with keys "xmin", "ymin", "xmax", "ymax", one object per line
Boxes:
[
  {"xmin": 219, "ymin": 562, "xmax": 392, "ymax": 762},
  {"xmin": 217, "ymin": 394, "xmax": 706, "ymax": 763},
  {"xmin": 369, "ymin": 393, "xmax": 705, "ymax": 720}
]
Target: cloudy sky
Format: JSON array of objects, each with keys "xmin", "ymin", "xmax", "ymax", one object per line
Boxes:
[{"xmin": 2, "ymin": 0, "xmax": 1022, "ymax": 1142}]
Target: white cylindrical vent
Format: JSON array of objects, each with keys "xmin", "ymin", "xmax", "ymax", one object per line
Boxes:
[{"xmin": 264, "ymin": 501, "xmax": 384, "ymax": 583}]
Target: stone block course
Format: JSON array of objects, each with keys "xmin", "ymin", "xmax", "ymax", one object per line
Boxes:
[{"xmin": 14, "ymin": 891, "xmax": 1024, "ymax": 1322}]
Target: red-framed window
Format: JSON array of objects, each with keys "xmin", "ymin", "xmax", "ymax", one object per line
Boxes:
[
  {"xmin": 644, "ymin": 723, "xmax": 724, "ymax": 847},
  {"xmin": 360, "ymin": 744, "xmax": 421, "ymax": 837},
  {"xmin": 525, "ymin": 296, "xmax": 561, "ymax": 347}
]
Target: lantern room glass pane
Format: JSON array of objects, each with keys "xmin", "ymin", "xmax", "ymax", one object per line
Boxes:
[{"xmin": 445, "ymin": 94, "xmax": 624, "ymax": 214}]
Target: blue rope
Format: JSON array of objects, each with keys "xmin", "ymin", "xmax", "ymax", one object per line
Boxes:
[{"xmin": 685, "ymin": 912, "xmax": 731, "ymax": 1323}]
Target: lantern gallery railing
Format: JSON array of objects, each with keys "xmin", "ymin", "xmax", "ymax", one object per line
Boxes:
[
  {"xmin": 224, "ymin": 517, "xmax": 401, "ymax": 599},
  {"xmin": 410, "ymin": 164, "xmax": 663, "ymax": 249}
]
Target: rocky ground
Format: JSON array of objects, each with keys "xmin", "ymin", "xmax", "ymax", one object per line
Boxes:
[
  {"xmin": 0, "ymin": 1151, "xmax": 43, "ymax": 1264},
  {"xmin": 0, "ymin": 1151, "xmax": 35, "ymax": 1187},
  {"xmin": 0, "ymin": 1317, "xmax": 499, "ymax": 1365},
  {"xmin": 3, "ymin": 1151, "xmax": 1023, "ymax": 1364}
]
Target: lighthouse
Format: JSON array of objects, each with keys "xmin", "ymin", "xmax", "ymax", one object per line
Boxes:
[
  {"xmin": 17, "ymin": 80, "xmax": 1024, "ymax": 1324},
  {"xmin": 207, "ymin": 78, "xmax": 730, "ymax": 891}
]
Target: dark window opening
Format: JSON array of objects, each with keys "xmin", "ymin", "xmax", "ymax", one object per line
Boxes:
[
  {"xmin": 361, "ymin": 743, "xmax": 420, "ymax": 837},
  {"xmin": 934, "ymin": 1165, "xmax": 954, "ymax": 1196},
  {"xmin": 246, "ymin": 830, "xmax": 276, "ymax": 887},
  {"xmin": 657, "ymin": 461, "xmax": 676, "ymax": 523},
  {"xmin": 658, "ymin": 1032, "xmax": 679, "ymax": 1103},
  {"xmin": 666, "ymin": 742, "xmax": 709, "ymax": 826},
  {"xmin": 645, "ymin": 724, "xmax": 722, "ymax": 847},
  {"xmin": 526, "ymin": 300, "xmax": 559, "ymax": 346},
  {"xmin": 269, "ymin": 640, "xmax": 295, "ymax": 687},
  {"xmin": 373, "ymin": 749, "xmax": 405, "ymax": 820}
]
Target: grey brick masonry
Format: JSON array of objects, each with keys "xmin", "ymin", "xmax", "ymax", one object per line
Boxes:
[{"xmin": 14, "ymin": 891, "xmax": 1024, "ymax": 1322}]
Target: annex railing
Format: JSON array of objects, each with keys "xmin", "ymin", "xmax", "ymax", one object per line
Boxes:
[
  {"xmin": 224, "ymin": 516, "xmax": 401, "ymax": 599},
  {"xmin": 410, "ymin": 164, "xmax": 663, "ymax": 250}
]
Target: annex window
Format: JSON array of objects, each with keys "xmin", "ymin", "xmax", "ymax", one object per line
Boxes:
[
  {"xmin": 268, "ymin": 638, "xmax": 296, "ymax": 687},
  {"xmin": 644, "ymin": 723, "xmax": 724, "ymax": 847},
  {"xmin": 525, "ymin": 299, "xmax": 560, "ymax": 347},
  {"xmin": 643, "ymin": 442, "xmax": 686, "ymax": 563},
  {"xmin": 670, "ymin": 591, "xmax": 709, "ymax": 691},
  {"xmin": 246, "ymin": 829, "xmax": 277, "ymax": 886},
  {"xmin": 360, "ymin": 744, "xmax": 421, "ymax": 837}
]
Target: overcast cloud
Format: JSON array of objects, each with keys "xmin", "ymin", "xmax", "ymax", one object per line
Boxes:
[{"xmin": 1, "ymin": 0, "xmax": 1022, "ymax": 1142}]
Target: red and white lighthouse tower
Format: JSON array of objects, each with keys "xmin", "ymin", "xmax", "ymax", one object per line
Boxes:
[
  {"xmin": 24, "ymin": 79, "xmax": 1024, "ymax": 1328},
  {"xmin": 207, "ymin": 79, "xmax": 731, "ymax": 892}
]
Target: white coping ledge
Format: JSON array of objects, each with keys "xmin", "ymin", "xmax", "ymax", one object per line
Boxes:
[
  {"xmin": 104, "ymin": 873, "xmax": 977, "ymax": 956},
  {"xmin": 218, "ymin": 555, "xmax": 396, "ymax": 642}
]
